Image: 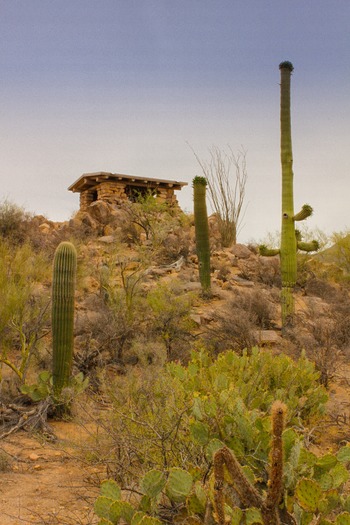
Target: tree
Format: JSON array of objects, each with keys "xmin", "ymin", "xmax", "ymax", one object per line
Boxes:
[{"xmin": 190, "ymin": 145, "xmax": 247, "ymax": 246}]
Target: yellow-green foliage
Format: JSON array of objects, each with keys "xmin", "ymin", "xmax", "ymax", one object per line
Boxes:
[
  {"xmin": 0, "ymin": 198, "xmax": 31, "ymax": 242},
  {"xmin": 146, "ymin": 281, "xmax": 195, "ymax": 359},
  {"xmin": 93, "ymin": 379, "xmax": 349, "ymax": 524},
  {"xmin": 96, "ymin": 348, "xmax": 328, "ymax": 487},
  {"xmin": 0, "ymin": 241, "xmax": 51, "ymax": 381},
  {"xmin": 328, "ymin": 231, "xmax": 350, "ymax": 274}
]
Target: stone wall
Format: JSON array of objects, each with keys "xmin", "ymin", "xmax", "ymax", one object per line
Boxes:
[
  {"xmin": 79, "ymin": 181, "xmax": 179, "ymax": 211},
  {"xmin": 156, "ymin": 187, "xmax": 179, "ymax": 206},
  {"xmin": 97, "ymin": 181, "xmax": 128, "ymax": 204},
  {"xmin": 80, "ymin": 189, "xmax": 96, "ymax": 211}
]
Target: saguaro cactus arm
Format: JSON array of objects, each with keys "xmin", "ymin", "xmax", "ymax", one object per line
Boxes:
[
  {"xmin": 293, "ymin": 204, "xmax": 313, "ymax": 222},
  {"xmin": 297, "ymin": 240, "xmax": 320, "ymax": 252},
  {"xmin": 259, "ymin": 245, "xmax": 280, "ymax": 257}
]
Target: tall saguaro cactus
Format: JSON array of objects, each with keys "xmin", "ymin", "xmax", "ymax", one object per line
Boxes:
[
  {"xmin": 193, "ymin": 176, "xmax": 211, "ymax": 296},
  {"xmin": 279, "ymin": 61, "xmax": 298, "ymax": 324},
  {"xmin": 260, "ymin": 62, "xmax": 319, "ymax": 328},
  {"xmin": 52, "ymin": 241, "xmax": 77, "ymax": 397}
]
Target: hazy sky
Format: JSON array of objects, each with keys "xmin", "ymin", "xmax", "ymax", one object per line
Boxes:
[{"xmin": 1, "ymin": 1, "xmax": 350, "ymax": 242}]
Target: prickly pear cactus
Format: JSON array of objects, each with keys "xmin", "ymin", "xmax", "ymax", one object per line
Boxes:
[
  {"xmin": 295, "ymin": 478, "xmax": 324, "ymax": 512},
  {"xmin": 165, "ymin": 467, "xmax": 193, "ymax": 503},
  {"xmin": 140, "ymin": 470, "xmax": 166, "ymax": 499}
]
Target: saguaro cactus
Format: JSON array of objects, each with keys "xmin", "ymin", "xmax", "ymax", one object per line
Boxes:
[
  {"xmin": 52, "ymin": 241, "xmax": 77, "ymax": 397},
  {"xmin": 260, "ymin": 62, "xmax": 318, "ymax": 328},
  {"xmin": 193, "ymin": 176, "xmax": 211, "ymax": 296}
]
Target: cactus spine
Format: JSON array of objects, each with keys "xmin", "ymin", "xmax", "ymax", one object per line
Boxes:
[
  {"xmin": 213, "ymin": 401, "xmax": 290, "ymax": 525},
  {"xmin": 52, "ymin": 241, "xmax": 77, "ymax": 397},
  {"xmin": 193, "ymin": 176, "xmax": 211, "ymax": 296}
]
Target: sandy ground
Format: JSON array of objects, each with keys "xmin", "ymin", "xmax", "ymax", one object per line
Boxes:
[
  {"xmin": 1, "ymin": 371, "xmax": 349, "ymax": 525},
  {"xmin": 1, "ymin": 421, "xmax": 103, "ymax": 525}
]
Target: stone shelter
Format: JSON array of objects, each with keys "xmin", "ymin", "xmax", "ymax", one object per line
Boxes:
[{"xmin": 68, "ymin": 172, "xmax": 188, "ymax": 212}]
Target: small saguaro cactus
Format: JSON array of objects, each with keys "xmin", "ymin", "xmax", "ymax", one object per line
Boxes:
[
  {"xmin": 52, "ymin": 241, "xmax": 77, "ymax": 398},
  {"xmin": 213, "ymin": 401, "xmax": 291, "ymax": 525},
  {"xmin": 193, "ymin": 176, "xmax": 211, "ymax": 296},
  {"xmin": 259, "ymin": 61, "xmax": 319, "ymax": 328}
]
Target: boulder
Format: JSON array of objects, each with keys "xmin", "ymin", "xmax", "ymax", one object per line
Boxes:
[
  {"xmin": 231, "ymin": 244, "xmax": 252, "ymax": 259},
  {"xmin": 98, "ymin": 235, "xmax": 115, "ymax": 244},
  {"xmin": 88, "ymin": 200, "xmax": 112, "ymax": 223}
]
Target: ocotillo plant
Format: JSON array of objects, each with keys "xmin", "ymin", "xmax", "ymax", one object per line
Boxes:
[
  {"xmin": 193, "ymin": 176, "xmax": 211, "ymax": 296},
  {"xmin": 52, "ymin": 241, "xmax": 77, "ymax": 398},
  {"xmin": 213, "ymin": 401, "xmax": 291, "ymax": 525},
  {"xmin": 260, "ymin": 62, "xmax": 318, "ymax": 328}
]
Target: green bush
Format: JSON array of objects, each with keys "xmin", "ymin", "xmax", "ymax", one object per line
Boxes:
[
  {"xmin": 0, "ymin": 241, "xmax": 51, "ymax": 383},
  {"xmin": 146, "ymin": 281, "xmax": 195, "ymax": 360},
  {"xmin": 0, "ymin": 198, "xmax": 31, "ymax": 243},
  {"xmin": 93, "ymin": 359, "xmax": 349, "ymax": 525},
  {"xmin": 94, "ymin": 348, "xmax": 328, "ymax": 487}
]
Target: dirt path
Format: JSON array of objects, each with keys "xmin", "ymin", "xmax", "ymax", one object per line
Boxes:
[{"xmin": 1, "ymin": 422, "xmax": 102, "ymax": 525}]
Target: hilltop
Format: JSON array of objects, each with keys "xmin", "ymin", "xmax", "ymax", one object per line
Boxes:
[{"xmin": 1, "ymin": 201, "xmax": 350, "ymax": 524}]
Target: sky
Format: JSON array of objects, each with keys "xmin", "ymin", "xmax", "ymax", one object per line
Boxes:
[{"xmin": 1, "ymin": 0, "xmax": 350, "ymax": 243}]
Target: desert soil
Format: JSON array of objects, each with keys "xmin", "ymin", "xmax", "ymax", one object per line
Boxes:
[
  {"xmin": 1, "ymin": 373, "xmax": 350, "ymax": 525},
  {"xmin": 1, "ymin": 420, "xmax": 102, "ymax": 525}
]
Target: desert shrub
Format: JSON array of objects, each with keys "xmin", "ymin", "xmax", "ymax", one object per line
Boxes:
[
  {"xmin": 92, "ymin": 348, "xmax": 328, "ymax": 484},
  {"xmin": 256, "ymin": 255, "xmax": 282, "ymax": 286},
  {"xmin": 0, "ymin": 198, "xmax": 32, "ymax": 244},
  {"xmin": 330, "ymin": 293, "xmax": 350, "ymax": 348},
  {"xmin": 203, "ymin": 304, "xmax": 257, "ymax": 354},
  {"xmin": 146, "ymin": 281, "xmax": 196, "ymax": 361},
  {"xmin": 76, "ymin": 292, "xmax": 147, "ymax": 366},
  {"xmin": 288, "ymin": 289, "xmax": 350, "ymax": 387},
  {"xmin": 234, "ymin": 289, "xmax": 276, "ymax": 329},
  {"xmin": 91, "ymin": 349, "xmax": 343, "ymax": 524},
  {"xmin": 75, "ymin": 253, "xmax": 151, "ymax": 365},
  {"xmin": 157, "ymin": 224, "xmax": 191, "ymax": 264},
  {"xmin": 288, "ymin": 317, "xmax": 342, "ymax": 388},
  {"xmin": 120, "ymin": 193, "xmax": 185, "ymax": 249},
  {"xmin": 203, "ymin": 290, "xmax": 276, "ymax": 354},
  {"xmin": 0, "ymin": 241, "xmax": 51, "ymax": 383},
  {"xmin": 330, "ymin": 230, "xmax": 350, "ymax": 274},
  {"xmin": 304, "ymin": 276, "xmax": 339, "ymax": 300},
  {"xmin": 115, "ymin": 194, "xmax": 192, "ymax": 264}
]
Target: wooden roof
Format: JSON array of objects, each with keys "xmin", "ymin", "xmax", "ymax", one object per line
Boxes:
[{"xmin": 68, "ymin": 172, "xmax": 188, "ymax": 193}]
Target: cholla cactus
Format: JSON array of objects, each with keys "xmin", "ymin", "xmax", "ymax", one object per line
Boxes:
[
  {"xmin": 193, "ymin": 176, "xmax": 211, "ymax": 296},
  {"xmin": 213, "ymin": 401, "xmax": 290, "ymax": 525},
  {"xmin": 260, "ymin": 62, "xmax": 319, "ymax": 328},
  {"xmin": 52, "ymin": 241, "xmax": 77, "ymax": 398}
]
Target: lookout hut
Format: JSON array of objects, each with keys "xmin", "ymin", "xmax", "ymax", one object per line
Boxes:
[{"xmin": 68, "ymin": 172, "xmax": 188, "ymax": 212}]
